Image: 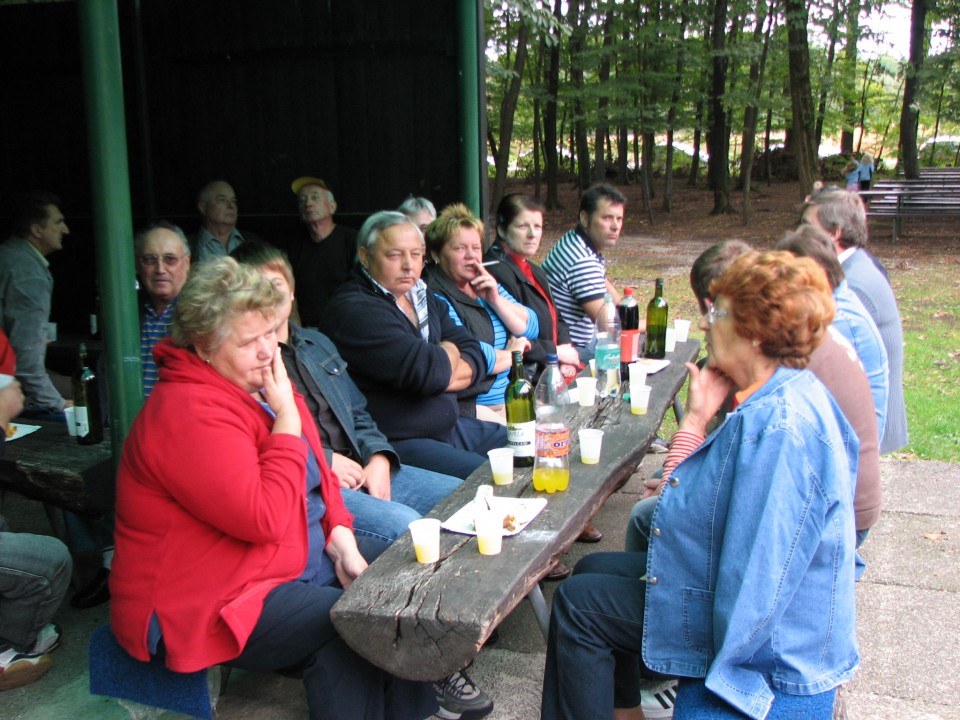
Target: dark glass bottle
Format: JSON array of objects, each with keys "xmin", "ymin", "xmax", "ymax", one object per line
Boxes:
[
  {"xmin": 72, "ymin": 343, "xmax": 104, "ymax": 445},
  {"xmin": 504, "ymin": 350, "xmax": 535, "ymax": 466},
  {"xmin": 644, "ymin": 278, "xmax": 669, "ymax": 359}
]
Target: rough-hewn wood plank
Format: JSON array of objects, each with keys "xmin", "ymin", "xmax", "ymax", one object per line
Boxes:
[
  {"xmin": 0, "ymin": 420, "xmax": 114, "ymax": 516},
  {"xmin": 332, "ymin": 340, "xmax": 700, "ymax": 680}
]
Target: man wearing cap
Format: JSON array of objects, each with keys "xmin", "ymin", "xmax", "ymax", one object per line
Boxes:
[{"xmin": 287, "ymin": 177, "xmax": 358, "ymax": 327}]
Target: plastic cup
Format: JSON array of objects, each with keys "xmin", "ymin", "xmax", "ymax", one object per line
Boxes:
[
  {"xmin": 578, "ymin": 428, "xmax": 604, "ymax": 464},
  {"xmin": 64, "ymin": 406, "xmax": 78, "ymax": 437},
  {"xmin": 631, "ymin": 385, "xmax": 652, "ymax": 415},
  {"xmin": 408, "ymin": 518, "xmax": 441, "ymax": 563},
  {"xmin": 487, "ymin": 448, "xmax": 514, "ymax": 486},
  {"xmin": 628, "ymin": 363, "xmax": 647, "ymax": 391},
  {"xmin": 576, "ymin": 376, "xmax": 598, "ymax": 407},
  {"xmin": 47, "ymin": 322, "xmax": 57, "ymax": 342},
  {"xmin": 674, "ymin": 319, "xmax": 691, "ymax": 343},
  {"xmin": 665, "ymin": 328, "xmax": 677, "ymax": 353},
  {"xmin": 474, "ymin": 509, "xmax": 503, "ymax": 555}
]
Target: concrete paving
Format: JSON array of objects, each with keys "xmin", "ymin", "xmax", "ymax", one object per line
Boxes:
[{"xmin": 2, "ymin": 455, "xmax": 958, "ymax": 719}]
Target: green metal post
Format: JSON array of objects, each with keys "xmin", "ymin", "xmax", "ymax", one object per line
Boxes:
[
  {"xmin": 78, "ymin": 0, "xmax": 143, "ymax": 451},
  {"xmin": 457, "ymin": 0, "xmax": 484, "ymax": 217}
]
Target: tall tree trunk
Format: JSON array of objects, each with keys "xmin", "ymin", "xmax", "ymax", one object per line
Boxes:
[
  {"xmin": 663, "ymin": 0, "xmax": 689, "ymax": 212},
  {"xmin": 491, "ymin": 22, "xmax": 529, "ymax": 211},
  {"xmin": 785, "ymin": 0, "xmax": 820, "ymax": 198},
  {"xmin": 543, "ymin": 0, "xmax": 563, "ymax": 208},
  {"xmin": 899, "ymin": 0, "xmax": 927, "ymax": 179},
  {"xmin": 815, "ymin": 0, "xmax": 843, "ymax": 149},
  {"xmin": 840, "ymin": 0, "xmax": 860, "ymax": 154},
  {"xmin": 593, "ymin": 11, "xmax": 615, "ymax": 183},
  {"xmin": 741, "ymin": 1, "xmax": 773, "ymax": 225},
  {"xmin": 568, "ymin": 0, "xmax": 592, "ymax": 192},
  {"xmin": 617, "ymin": 126, "xmax": 629, "ymax": 184},
  {"xmin": 707, "ymin": 0, "xmax": 734, "ymax": 214}
]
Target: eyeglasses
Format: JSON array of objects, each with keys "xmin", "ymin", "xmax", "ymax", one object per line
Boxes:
[
  {"xmin": 706, "ymin": 300, "xmax": 729, "ymax": 325},
  {"xmin": 137, "ymin": 254, "xmax": 186, "ymax": 269}
]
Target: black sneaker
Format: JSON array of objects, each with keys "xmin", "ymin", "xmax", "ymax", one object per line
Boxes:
[{"xmin": 434, "ymin": 668, "xmax": 494, "ymax": 719}]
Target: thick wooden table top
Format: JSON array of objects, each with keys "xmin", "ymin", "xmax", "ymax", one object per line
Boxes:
[
  {"xmin": 1, "ymin": 419, "xmax": 114, "ymax": 517},
  {"xmin": 331, "ymin": 339, "xmax": 700, "ymax": 680}
]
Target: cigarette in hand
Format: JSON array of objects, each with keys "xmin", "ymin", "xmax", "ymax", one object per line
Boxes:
[{"xmin": 481, "ymin": 260, "xmax": 499, "ymax": 267}]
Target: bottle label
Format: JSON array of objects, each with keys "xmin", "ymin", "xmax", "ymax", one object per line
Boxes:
[
  {"xmin": 536, "ymin": 427, "xmax": 570, "ymax": 458},
  {"xmin": 595, "ymin": 342, "xmax": 620, "ymax": 371},
  {"xmin": 74, "ymin": 406, "xmax": 90, "ymax": 437},
  {"xmin": 507, "ymin": 420, "xmax": 536, "ymax": 458}
]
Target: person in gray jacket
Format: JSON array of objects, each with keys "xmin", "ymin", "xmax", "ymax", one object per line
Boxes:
[{"xmin": 0, "ymin": 192, "xmax": 72, "ymax": 415}]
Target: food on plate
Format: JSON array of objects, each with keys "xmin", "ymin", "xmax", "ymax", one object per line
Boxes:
[
  {"xmin": 502, "ymin": 514, "xmax": 518, "ymax": 532},
  {"xmin": 5, "ymin": 423, "xmax": 15, "ymax": 438}
]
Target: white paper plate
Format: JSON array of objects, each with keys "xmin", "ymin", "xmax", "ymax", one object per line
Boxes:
[
  {"xmin": 632, "ymin": 358, "xmax": 670, "ymax": 374},
  {"xmin": 442, "ymin": 496, "xmax": 548, "ymax": 537},
  {"xmin": 4, "ymin": 423, "xmax": 41, "ymax": 442}
]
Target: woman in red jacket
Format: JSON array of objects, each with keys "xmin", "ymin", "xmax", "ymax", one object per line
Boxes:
[{"xmin": 109, "ymin": 258, "xmax": 435, "ymax": 719}]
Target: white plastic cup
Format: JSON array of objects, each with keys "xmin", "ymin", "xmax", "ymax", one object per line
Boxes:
[
  {"xmin": 578, "ymin": 428, "xmax": 604, "ymax": 464},
  {"xmin": 627, "ymin": 363, "xmax": 647, "ymax": 390},
  {"xmin": 487, "ymin": 448, "xmax": 514, "ymax": 486},
  {"xmin": 665, "ymin": 328, "xmax": 677, "ymax": 353},
  {"xmin": 474, "ymin": 509, "xmax": 503, "ymax": 555},
  {"xmin": 47, "ymin": 322, "xmax": 58, "ymax": 342},
  {"xmin": 408, "ymin": 518, "xmax": 441, "ymax": 563},
  {"xmin": 64, "ymin": 406, "xmax": 78, "ymax": 437},
  {"xmin": 674, "ymin": 319, "xmax": 691, "ymax": 343},
  {"xmin": 631, "ymin": 385, "xmax": 652, "ymax": 415},
  {"xmin": 576, "ymin": 376, "xmax": 598, "ymax": 407}
]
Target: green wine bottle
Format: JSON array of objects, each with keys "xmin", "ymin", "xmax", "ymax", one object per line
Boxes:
[
  {"xmin": 504, "ymin": 350, "xmax": 535, "ymax": 467},
  {"xmin": 644, "ymin": 278, "xmax": 669, "ymax": 359}
]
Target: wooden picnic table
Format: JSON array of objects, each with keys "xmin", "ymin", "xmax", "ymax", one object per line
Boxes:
[
  {"xmin": 862, "ymin": 180, "xmax": 960, "ymax": 241},
  {"xmin": 0, "ymin": 419, "xmax": 114, "ymax": 536},
  {"xmin": 331, "ymin": 339, "xmax": 700, "ymax": 681}
]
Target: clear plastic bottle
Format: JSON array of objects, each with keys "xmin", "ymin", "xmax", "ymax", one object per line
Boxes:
[
  {"xmin": 532, "ymin": 354, "xmax": 571, "ymax": 493},
  {"xmin": 594, "ymin": 293, "xmax": 622, "ymax": 398}
]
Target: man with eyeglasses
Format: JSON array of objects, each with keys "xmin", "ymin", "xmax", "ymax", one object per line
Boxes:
[
  {"xmin": 0, "ymin": 192, "xmax": 72, "ymax": 416},
  {"xmin": 286, "ymin": 176, "xmax": 358, "ymax": 327},
  {"xmin": 134, "ymin": 221, "xmax": 191, "ymax": 397}
]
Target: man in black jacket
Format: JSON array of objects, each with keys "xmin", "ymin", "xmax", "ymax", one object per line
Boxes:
[{"xmin": 321, "ymin": 211, "xmax": 506, "ymax": 480}]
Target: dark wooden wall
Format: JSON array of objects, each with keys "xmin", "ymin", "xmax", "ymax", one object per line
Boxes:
[{"xmin": 0, "ymin": 0, "xmax": 467, "ymax": 333}]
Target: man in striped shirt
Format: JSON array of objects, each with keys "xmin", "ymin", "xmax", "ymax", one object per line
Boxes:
[
  {"xmin": 542, "ymin": 184, "xmax": 627, "ymax": 360},
  {"xmin": 135, "ymin": 222, "xmax": 191, "ymax": 397}
]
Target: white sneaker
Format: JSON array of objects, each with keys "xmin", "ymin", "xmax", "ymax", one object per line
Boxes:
[
  {"xmin": 640, "ymin": 678, "xmax": 677, "ymax": 718},
  {"xmin": 30, "ymin": 623, "xmax": 62, "ymax": 655}
]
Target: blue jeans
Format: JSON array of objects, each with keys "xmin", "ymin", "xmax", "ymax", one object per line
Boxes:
[
  {"xmin": 625, "ymin": 495, "xmax": 659, "ymax": 552},
  {"xmin": 342, "ymin": 464, "xmax": 461, "ymax": 558},
  {"xmin": 228, "ymin": 581, "xmax": 437, "ymax": 720},
  {"xmin": 392, "ymin": 417, "xmax": 508, "ymax": 480},
  {"xmin": 0, "ymin": 514, "xmax": 73, "ymax": 650},
  {"xmin": 542, "ymin": 551, "xmax": 664, "ymax": 719}
]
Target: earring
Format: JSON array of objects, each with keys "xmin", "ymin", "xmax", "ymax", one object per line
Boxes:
[{"xmin": 751, "ymin": 339, "xmax": 759, "ymax": 348}]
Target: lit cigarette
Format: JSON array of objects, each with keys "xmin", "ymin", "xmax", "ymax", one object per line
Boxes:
[{"xmin": 481, "ymin": 260, "xmax": 499, "ymax": 267}]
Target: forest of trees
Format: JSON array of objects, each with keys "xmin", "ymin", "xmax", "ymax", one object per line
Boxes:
[{"xmin": 483, "ymin": 0, "xmax": 960, "ymax": 220}]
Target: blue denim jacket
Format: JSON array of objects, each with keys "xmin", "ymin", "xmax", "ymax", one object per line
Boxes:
[
  {"xmin": 286, "ymin": 324, "xmax": 398, "ymax": 469},
  {"xmin": 643, "ymin": 367, "xmax": 860, "ymax": 719}
]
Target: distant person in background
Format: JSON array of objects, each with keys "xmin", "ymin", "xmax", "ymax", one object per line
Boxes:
[
  {"xmin": 858, "ymin": 154, "xmax": 875, "ymax": 191},
  {"xmin": 542, "ymin": 184, "xmax": 627, "ymax": 361},
  {"xmin": 843, "ymin": 156, "xmax": 860, "ymax": 192},
  {"xmin": 397, "ymin": 196, "xmax": 437, "ymax": 236},
  {"xmin": 801, "ymin": 186, "xmax": 908, "ymax": 453},
  {"xmin": 0, "ymin": 192, "xmax": 72, "ymax": 416},
  {"xmin": 188, "ymin": 180, "xmax": 262, "ymax": 264},
  {"xmin": 136, "ymin": 222, "xmax": 192, "ymax": 398},
  {"xmin": 287, "ymin": 177, "xmax": 358, "ymax": 327},
  {"xmin": 0, "ymin": 328, "xmax": 72, "ymax": 691}
]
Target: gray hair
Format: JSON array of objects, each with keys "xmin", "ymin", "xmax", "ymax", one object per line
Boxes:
[
  {"xmin": 397, "ymin": 196, "xmax": 437, "ymax": 221},
  {"xmin": 357, "ymin": 210, "xmax": 422, "ymax": 254},
  {"xmin": 134, "ymin": 220, "xmax": 190, "ymax": 256},
  {"xmin": 172, "ymin": 257, "xmax": 281, "ymax": 353},
  {"xmin": 801, "ymin": 187, "xmax": 869, "ymax": 249}
]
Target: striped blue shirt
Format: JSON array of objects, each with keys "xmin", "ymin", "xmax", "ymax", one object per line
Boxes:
[
  {"xmin": 541, "ymin": 227, "xmax": 607, "ymax": 347},
  {"xmin": 141, "ymin": 299, "xmax": 177, "ymax": 397}
]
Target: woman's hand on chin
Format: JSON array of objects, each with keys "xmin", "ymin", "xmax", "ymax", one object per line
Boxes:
[
  {"xmin": 681, "ymin": 361, "xmax": 734, "ymax": 436},
  {"xmin": 262, "ymin": 348, "xmax": 301, "ymax": 436}
]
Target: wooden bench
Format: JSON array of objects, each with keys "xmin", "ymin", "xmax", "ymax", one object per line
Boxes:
[
  {"xmin": 0, "ymin": 419, "xmax": 114, "ymax": 540},
  {"xmin": 331, "ymin": 340, "xmax": 699, "ymax": 681},
  {"xmin": 863, "ymin": 178, "xmax": 960, "ymax": 241}
]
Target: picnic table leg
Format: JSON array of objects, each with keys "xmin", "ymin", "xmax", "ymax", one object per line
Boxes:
[{"xmin": 526, "ymin": 583, "xmax": 551, "ymax": 642}]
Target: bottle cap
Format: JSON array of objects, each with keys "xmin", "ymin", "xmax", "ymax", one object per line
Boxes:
[
  {"xmin": 545, "ymin": 353, "xmax": 559, "ymax": 364},
  {"xmin": 623, "ymin": 288, "xmax": 633, "ymax": 296}
]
